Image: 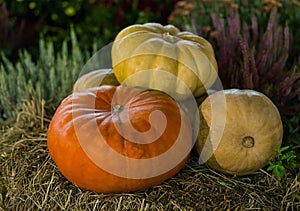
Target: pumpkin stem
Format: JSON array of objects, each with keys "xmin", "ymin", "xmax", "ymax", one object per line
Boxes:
[
  {"xmin": 162, "ymin": 32, "xmax": 179, "ymax": 43},
  {"xmin": 112, "ymin": 105, "xmax": 124, "ymax": 115},
  {"xmin": 242, "ymin": 136, "xmax": 255, "ymax": 148}
]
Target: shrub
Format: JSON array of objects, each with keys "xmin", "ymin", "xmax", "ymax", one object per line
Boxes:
[
  {"xmin": 0, "ymin": 0, "xmax": 177, "ymax": 60},
  {"xmin": 168, "ymin": 0, "xmax": 300, "ymax": 116},
  {"xmin": 209, "ymin": 8, "xmax": 300, "ymax": 115},
  {"xmin": 0, "ymin": 29, "xmax": 93, "ymax": 121}
]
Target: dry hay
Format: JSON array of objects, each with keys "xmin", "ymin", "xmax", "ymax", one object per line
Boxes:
[{"xmin": 0, "ymin": 99, "xmax": 299, "ymax": 211}]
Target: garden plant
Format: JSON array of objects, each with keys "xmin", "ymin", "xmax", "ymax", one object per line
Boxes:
[{"xmin": 0, "ymin": 0, "xmax": 299, "ymax": 210}]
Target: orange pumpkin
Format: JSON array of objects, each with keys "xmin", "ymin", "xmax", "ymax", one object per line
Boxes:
[{"xmin": 47, "ymin": 85, "xmax": 192, "ymax": 193}]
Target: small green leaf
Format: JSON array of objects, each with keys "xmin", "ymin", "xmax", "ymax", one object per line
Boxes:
[
  {"xmin": 272, "ymin": 165, "xmax": 285, "ymax": 180},
  {"xmin": 287, "ymin": 156, "xmax": 298, "ymax": 169},
  {"xmin": 267, "ymin": 161, "xmax": 277, "ymax": 171}
]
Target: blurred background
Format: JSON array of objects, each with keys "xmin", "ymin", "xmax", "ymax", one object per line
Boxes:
[{"xmin": 0, "ymin": 0, "xmax": 177, "ymax": 61}]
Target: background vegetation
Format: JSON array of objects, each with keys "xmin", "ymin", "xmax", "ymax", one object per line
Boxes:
[
  {"xmin": 0, "ymin": 0, "xmax": 299, "ymax": 210},
  {"xmin": 169, "ymin": 0, "xmax": 300, "ymax": 149},
  {"xmin": 0, "ymin": 0, "xmax": 177, "ymax": 61}
]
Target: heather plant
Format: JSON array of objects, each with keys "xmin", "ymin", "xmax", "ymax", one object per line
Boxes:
[
  {"xmin": 208, "ymin": 8, "xmax": 300, "ymax": 115},
  {"xmin": 168, "ymin": 1, "xmax": 300, "ymax": 152},
  {"xmin": 169, "ymin": 0, "xmax": 300, "ymax": 63},
  {"xmin": 210, "ymin": 8, "xmax": 300, "ymax": 149},
  {"xmin": 169, "ymin": 1, "xmax": 300, "ymax": 116}
]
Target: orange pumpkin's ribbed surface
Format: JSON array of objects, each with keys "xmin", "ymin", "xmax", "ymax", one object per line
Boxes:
[{"xmin": 47, "ymin": 85, "xmax": 192, "ymax": 193}]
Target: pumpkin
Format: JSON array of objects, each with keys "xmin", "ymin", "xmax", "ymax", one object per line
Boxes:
[
  {"xmin": 111, "ymin": 23, "xmax": 218, "ymax": 100},
  {"xmin": 73, "ymin": 68, "xmax": 119, "ymax": 92},
  {"xmin": 47, "ymin": 85, "xmax": 192, "ymax": 193},
  {"xmin": 196, "ymin": 89, "xmax": 283, "ymax": 175}
]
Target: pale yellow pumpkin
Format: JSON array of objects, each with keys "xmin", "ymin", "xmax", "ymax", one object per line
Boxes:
[
  {"xmin": 73, "ymin": 69, "xmax": 119, "ymax": 92},
  {"xmin": 111, "ymin": 23, "xmax": 218, "ymax": 99},
  {"xmin": 196, "ymin": 89, "xmax": 283, "ymax": 175}
]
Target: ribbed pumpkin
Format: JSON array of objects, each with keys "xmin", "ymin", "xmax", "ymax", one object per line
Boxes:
[
  {"xmin": 73, "ymin": 68, "xmax": 119, "ymax": 92},
  {"xmin": 111, "ymin": 23, "xmax": 218, "ymax": 99},
  {"xmin": 48, "ymin": 85, "xmax": 192, "ymax": 193},
  {"xmin": 196, "ymin": 89, "xmax": 283, "ymax": 175}
]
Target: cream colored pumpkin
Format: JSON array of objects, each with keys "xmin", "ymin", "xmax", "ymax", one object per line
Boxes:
[
  {"xmin": 111, "ymin": 23, "xmax": 218, "ymax": 99},
  {"xmin": 196, "ymin": 89, "xmax": 283, "ymax": 175},
  {"xmin": 73, "ymin": 69, "xmax": 119, "ymax": 92}
]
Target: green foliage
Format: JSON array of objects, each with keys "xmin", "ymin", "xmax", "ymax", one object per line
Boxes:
[
  {"xmin": 267, "ymin": 146, "xmax": 299, "ymax": 180},
  {"xmin": 7, "ymin": 0, "xmax": 82, "ymax": 17},
  {"xmin": 0, "ymin": 29, "xmax": 95, "ymax": 121},
  {"xmin": 0, "ymin": 0, "xmax": 177, "ymax": 60}
]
